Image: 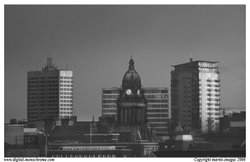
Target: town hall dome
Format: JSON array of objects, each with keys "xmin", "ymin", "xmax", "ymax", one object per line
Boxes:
[{"xmin": 122, "ymin": 58, "xmax": 142, "ymax": 90}]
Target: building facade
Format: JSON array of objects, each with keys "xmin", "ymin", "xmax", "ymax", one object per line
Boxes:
[
  {"xmin": 102, "ymin": 88, "xmax": 120, "ymax": 120},
  {"xmin": 116, "ymin": 58, "xmax": 147, "ymax": 127},
  {"xmin": 171, "ymin": 58, "xmax": 220, "ymax": 133},
  {"xmin": 27, "ymin": 57, "xmax": 73, "ymax": 122},
  {"xmin": 143, "ymin": 87, "xmax": 169, "ymax": 137},
  {"xmin": 102, "ymin": 87, "xmax": 169, "ymax": 137}
]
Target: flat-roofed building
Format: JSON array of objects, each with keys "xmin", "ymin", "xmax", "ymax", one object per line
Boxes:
[
  {"xmin": 171, "ymin": 58, "xmax": 220, "ymax": 133},
  {"xmin": 144, "ymin": 87, "xmax": 169, "ymax": 137},
  {"xmin": 27, "ymin": 57, "xmax": 73, "ymax": 122},
  {"xmin": 102, "ymin": 88, "xmax": 120, "ymax": 120}
]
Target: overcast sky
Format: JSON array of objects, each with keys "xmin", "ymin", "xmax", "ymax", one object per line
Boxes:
[{"xmin": 5, "ymin": 5, "xmax": 245, "ymax": 122}]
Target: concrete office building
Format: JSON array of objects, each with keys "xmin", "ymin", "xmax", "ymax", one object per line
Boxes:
[
  {"xmin": 102, "ymin": 87, "xmax": 169, "ymax": 137},
  {"xmin": 102, "ymin": 88, "xmax": 120, "ymax": 120},
  {"xmin": 143, "ymin": 87, "xmax": 169, "ymax": 137},
  {"xmin": 27, "ymin": 57, "xmax": 73, "ymax": 122},
  {"xmin": 171, "ymin": 58, "xmax": 220, "ymax": 133}
]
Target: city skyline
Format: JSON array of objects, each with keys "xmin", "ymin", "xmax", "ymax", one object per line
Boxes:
[{"xmin": 5, "ymin": 5, "xmax": 245, "ymax": 122}]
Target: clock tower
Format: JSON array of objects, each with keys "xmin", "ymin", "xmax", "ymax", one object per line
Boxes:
[{"xmin": 116, "ymin": 58, "xmax": 147, "ymax": 126}]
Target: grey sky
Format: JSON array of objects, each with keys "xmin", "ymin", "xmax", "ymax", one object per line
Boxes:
[{"xmin": 5, "ymin": 5, "xmax": 245, "ymax": 122}]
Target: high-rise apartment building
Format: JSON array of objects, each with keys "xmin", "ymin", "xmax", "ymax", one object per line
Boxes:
[
  {"xmin": 27, "ymin": 57, "xmax": 73, "ymax": 122},
  {"xmin": 102, "ymin": 87, "xmax": 169, "ymax": 137},
  {"xmin": 171, "ymin": 58, "xmax": 220, "ymax": 133}
]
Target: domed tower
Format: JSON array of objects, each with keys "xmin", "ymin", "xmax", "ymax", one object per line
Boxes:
[{"xmin": 117, "ymin": 58, "xmax": 147, "ymax": 126}]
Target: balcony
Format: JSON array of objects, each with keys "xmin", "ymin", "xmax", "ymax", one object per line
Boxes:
[
  {"xmin": 207, "ymin": 89, "xmax": 212, "ymax": 92},
  {"xmin": 207, "ymin": 93, "xmax": 212, "ymax": 97},
  {"xmin": 207, "ymin": 103, "xmax": 212, "ymax": 106},
  {"xmin": 214, "ymin": 79, "xmax": 220, "ymax": 83},
  {"xmin": 214, "ymin": 84, "xmax": 220, "ymax": 87},
  {"xmin": 207, "ymin": 107, "xmax": 213, "ymax": 111},
  {"xmin": 215, "ymin": 94, "xmax": 220, "ymax": 97}
]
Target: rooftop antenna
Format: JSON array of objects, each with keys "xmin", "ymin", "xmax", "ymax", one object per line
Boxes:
[
  {"xmin": 47, "ymin": 56, "xmax": 53, "ymax": 68},
  {"xmin": 190, "ymin": 52, "xmax": 193, "ymax": 62}
]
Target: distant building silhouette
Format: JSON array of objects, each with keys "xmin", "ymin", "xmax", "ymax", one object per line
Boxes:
[
  {"xmin": 171, "ymin": 58, "xmax": 220, "ymax": 133},
  {"xmin": 27, "ymin": 57, "xmax": 73, "ymax": 123}
]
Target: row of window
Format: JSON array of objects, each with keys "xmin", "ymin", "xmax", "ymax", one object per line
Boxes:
[
  {"xmin": 199, "ymin": 68, "xmax": 218, "ymax": 73},
  {"xmin": 60, "ymin": 84, "xmax": 73, "ymax": 87},
  {"xmin": 207, "ymin": 112, "xmax": 220, "ymax": 116},
  {"xmin": 28, "ymin": 77, "xmax": 59, "ymax": 80},
  {"xmin": 102, "ymin": 100, "xmax": 116, "ymax": 103},
  {"xmin": 28, "ymin": 84, "xmax": 59, "ymax": 87},
  {"xmin": 28, "ymin": 97, "xmax": 59, "ymax": 101},
  {"xmin": 60, "ymin": 76, "xmax": 73, "ymax": 79},
  {"xmin": 60, "ymin": 108, "xmax": 73, "ymax": 110},
  {"xmin": 207, "ymin": 84, "xmax": 220, "ymax": 87},
  {"xmin": 28, "ymin": 88, "xmax": 59, "ymax": 92},
  {"xmin": 206, "ymin": 79, "xmax": 220, "ymax": 82},
  {"xmin": 147, "ymin": 100, "xmax": 168, "ymax": 103},
  {"xmin": 145, "ymin": 95, "xmax": 168, "ymax": 99},
  {"xmin": 60, "ymin": 88, "xmax": 73, "ymax": 91},
  {"xmin": 28, "ymin": 98, "xmax": 58, "ymax": 101},
  {"xmin": 147, "ymin": 113, "xmax": 169, "ymax": 117},
  {"xmin": 148, "ymin": 119, "xmax": 169, "ymax": 122},
  {"xmin": 102, "ymin": 104, "xmax": 168, "ymax": 108},
  {"xmin": 144, "ymin": 90, "xmax": 168, "ymax": 94},
  {"xmin": 207, "ymin": 102, "xmax": 220, "ymax": 106},
  {"xmin": 103, "ymin": 105, "xmax": 116, "ymax": 108},
  {"xmin": 102, "ymin": 109, "xmax": 170, "ymax": 112},
  {"xmin": 28, "ymin": 107, "xmax": 58, "ymax": 110},
  {"xmin": 148, "ymin": 104, "xmax": 168, "ymax": 108},
  {"xmin": 207, "ymin": 108, "xmax": 220, "ymax": 111},
  {"xmin": 147, "ymin": 109, "xmax": 169, "ymax": 113},
  {"xmin": 60, "ymin": 103, "xmax": 73, "ymax": 106},
  {"xmin": 206, "ymin": 93, "xmax": 220, "ymax": 97},
  {"xmin": 60, "ymin": 100, "xmax": 73, "ymax": 103},
  {"xmin": 28, "ymin": 111, "xmax": 58, "ymax": 115},
  {"xmin": 207, "ymin": 97, "xmax": 220, "ymax": 101},
  {"xmin": 28, "ymin": 92, "xmax": 59, "ymax": 96},
  {"xmin": 207, "ymin": 88, "xmax": 220, "ymax": 92},
  {"xmin": 149, "ymin": 124, "xmax": 168, "ymax": 127},
  {"xmin": 60, "ymin": 112, "xmax": 73, "ymax": 114},
  {"xmin": 28, "ymin": 90, "xmax": 58, "ymax": 95},
  {"xmin": 102, "ymin": 110, "xmax": 116, "ymax": 113},
  {"xmin": 60, "ymin": 96, "xmax": 73, "ymax": 99},
  {"xmin": 28, "ymin": 104, "xmax": 59, "ymax": 107},
  {"xmin": 102, "ymin": 95, "xmax": 118, "ymax": 99},
  {"xmin": 60, "ymin": 80, "xmax": 73, "ymax": 83},
  {"xmin": 60, "ymin": 92, "xmax": 73, "ymax": 95}
]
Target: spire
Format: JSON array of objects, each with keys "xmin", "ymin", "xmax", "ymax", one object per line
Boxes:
[
  {"xmin": 47, "ymin": 56, "xmax": 53, "ymax": 68},
  {"xmin": 43, "ymin": 56, "xmax": 57, "ymax": 71},
  {"xmin": 129, "ymin": 57, "xmax": 135, "ymax": 70}
]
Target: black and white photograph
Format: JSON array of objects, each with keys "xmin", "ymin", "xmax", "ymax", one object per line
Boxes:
[{"xmin": 4, "ymin": 4, "xmax": 246, "ymax": 160}]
